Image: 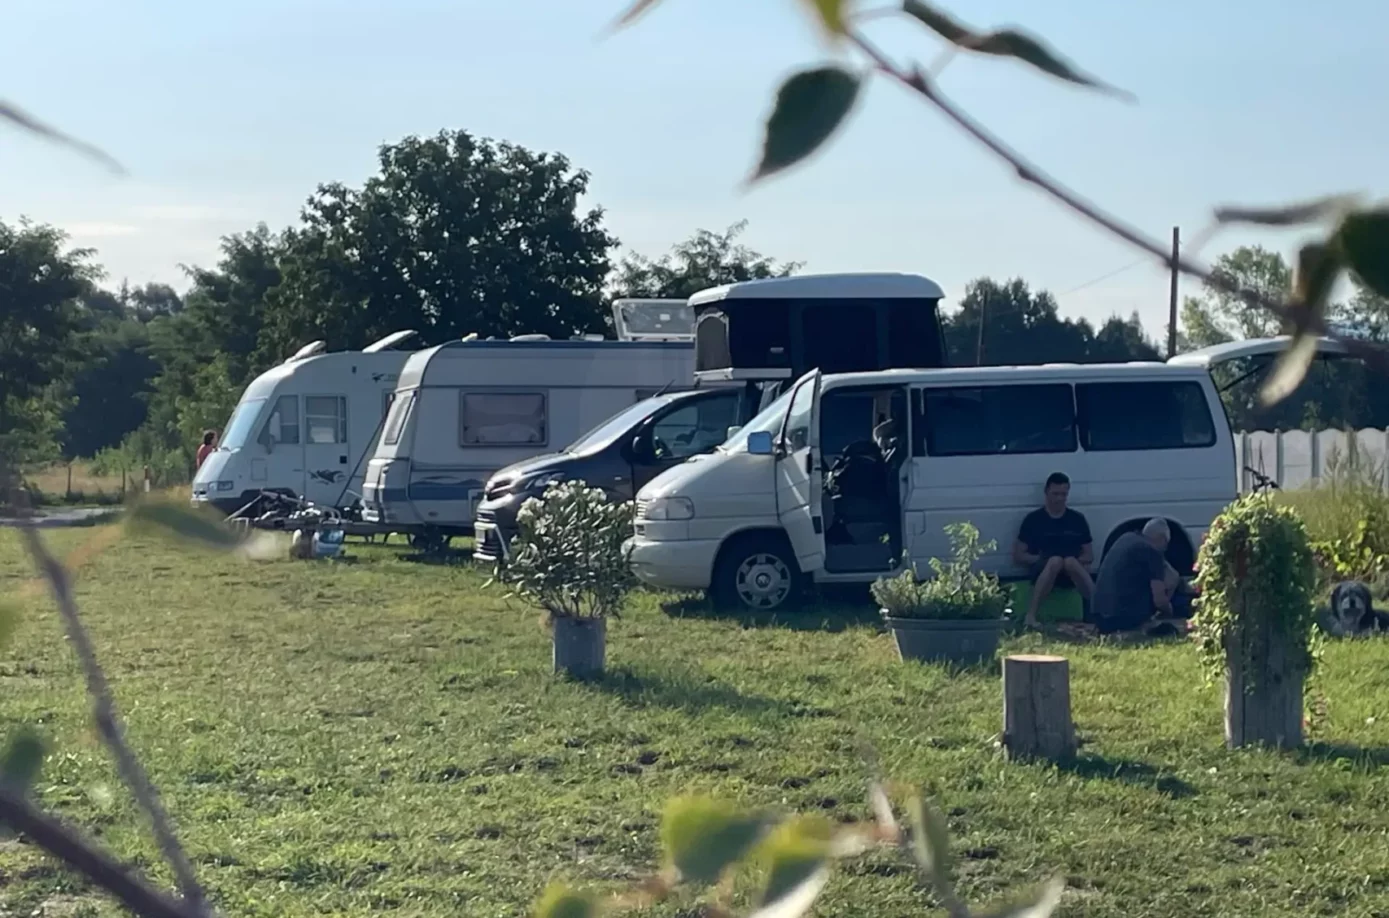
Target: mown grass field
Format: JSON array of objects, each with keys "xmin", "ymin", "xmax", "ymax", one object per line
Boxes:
[{"xmin": 1, "ymin": 524, "xmax": 1388, "ymax": 918}]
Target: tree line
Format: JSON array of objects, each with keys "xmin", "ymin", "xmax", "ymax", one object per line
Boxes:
[{"xmin": 3, "ymin": 129, "xmax": 1384, "ymax": 483}]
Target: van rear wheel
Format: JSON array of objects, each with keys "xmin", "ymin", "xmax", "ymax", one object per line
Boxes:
[{"xmin": 711, "ymin": 533, "xmax": 802, "ymax": 612}]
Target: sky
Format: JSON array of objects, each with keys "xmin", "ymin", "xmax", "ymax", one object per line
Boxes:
[{"xmin": 2, "ymin": 0, "xmax": 1386, "ymax": 341}]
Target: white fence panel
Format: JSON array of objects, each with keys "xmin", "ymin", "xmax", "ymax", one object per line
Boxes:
[{"xmin": 1235, "ymin": 428, "xmax": 1389, "ymax": 492}]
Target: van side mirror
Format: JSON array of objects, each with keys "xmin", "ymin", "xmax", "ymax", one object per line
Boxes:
[
  {"xmin": 746, "ymin": 431, "xmax": 775, "ymax": 456},
  {"xmin": 630, "ymin": 434, "xmax": 652, "ymax": 462}
]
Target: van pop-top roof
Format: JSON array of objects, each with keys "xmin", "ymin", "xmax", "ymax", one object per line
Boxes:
[{"xmin": 688, "ymin": 272, "xmax": 946, "ymax": 307}]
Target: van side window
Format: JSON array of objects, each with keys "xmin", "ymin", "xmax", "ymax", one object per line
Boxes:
[
  {"xmin": 782, "ymin": 379, "xmax": 816, "ymax": 451},
  {"xmin": 306, "ymin": 396, "xmax": 348, "ymax": 444},
  {"xmin": 921, "ymin": 384, "xmax": 1076, "ymax": 456},
  {"xmin": 649, "ymin": 392, "xmax": 742, "ymax": 460},
  {"xmin": 460, "ymin": 392, "xmax": 547, "ymax": 446},
  {"xmin": 265, "ymin": 395, "xmax": 300, "ymax": 445},
  {"xmin": 1077, "ymin": 381, "xmax": 1216, "ymax": 451}
]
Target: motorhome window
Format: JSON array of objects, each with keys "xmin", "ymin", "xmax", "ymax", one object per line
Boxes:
[
  {"xmin": 921, "ymin": 384, "xmax": 1076, "ymax": 456},
  {"xmin": 649, "ymin": 391, "xmax": 743, "ymax": 460},
  {"xmin": 782, "ymin": 377, "xmax": 817, "ymax": 451},
  {"xmin": 219, "ymin": 398, "xmax": 266, "ymax": 449},
  {"xmin": 721, "ymin": 388, "xmax": 794, "ymax": 453},
  {"xmin": 263, "ymin": 395, "xmax": 300, "ymax": 445},
  {"xmin": 1077, "ymin": 380, "xmax": 1217, "ymax": 451},
  {"xmin": 306, "ymin": 396, "xmax": 348, "ymax": 444},
  {"xmin": 382, "ymin": 391, "xmax": 415, "ymax": 446},
  {"xmin": 460, "ymin": 392, "xmax": 547, "ymax": 446}
]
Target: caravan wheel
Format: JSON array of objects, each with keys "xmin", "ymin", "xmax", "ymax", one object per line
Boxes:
[{"xmin": 409, "ymin": 531, "xmax": 451, "ymax": 554}]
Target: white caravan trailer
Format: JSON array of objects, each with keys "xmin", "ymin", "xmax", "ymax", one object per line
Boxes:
[
  {"xmin": 361, "ymin": 337, "xmax": 695, "ymax": 546},
  {"xmin": 191, "ymin": 331, "xmax": 420, "ymax": 515}
]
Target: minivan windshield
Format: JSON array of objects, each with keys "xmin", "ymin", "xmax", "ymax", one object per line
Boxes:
[
  {"xmin": 564, "ymin": 392, "xmax": 685, "ymax": 456},
  {"xmin": 219, "ymin": 398, "xmax": 267, "ymax": 450},
  {"xmin": 720, "ymin": 388, "xmax": 793, "ymax": 453}
]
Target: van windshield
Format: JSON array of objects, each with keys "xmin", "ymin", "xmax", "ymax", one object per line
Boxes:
[
  {"xmin": 219, "ymin": 398, "xmax": 267, "ymax": 450},
  {"xmin": 720, "ymin": 389, "xmax": 793, "ymax": 454},
  {"xmin": 564, "ymin": 392, "xmax": 685, "ymax": 456}
]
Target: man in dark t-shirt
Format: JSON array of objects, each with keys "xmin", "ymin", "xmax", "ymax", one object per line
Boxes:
[
  {"xmin": 1092, "ymin": 518, "xmax": 1183, "ymax": 634},
  {"xmin": 1012, "ymin": 472, "xmax": 1095, "ymax": 627}
]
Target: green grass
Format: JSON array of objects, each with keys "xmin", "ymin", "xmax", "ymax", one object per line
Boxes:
[{"xmin": 2, "ymin": 526, "xmax": 1388, "ymax": 918}]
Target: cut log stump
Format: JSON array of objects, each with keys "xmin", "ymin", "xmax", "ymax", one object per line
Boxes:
[
  {"xmin": 1002, "ymin": 654, "xmax": 1077, "ymax": 762},
  {"xmin": 1225, "ymin": 632, "xmax": 1304, "ymax": 749}
]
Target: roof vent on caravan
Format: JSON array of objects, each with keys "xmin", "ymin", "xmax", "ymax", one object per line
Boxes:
[
  {"xmin": 461, "ymin": 333, "xmax": 479, "ymax": 342},
  {"xmin": 612, "ymin": 298, "xmax": 696, "ymax": 342},
  {"xmin": 362, "ymin": 329, "xmax": 420, "ymax": 353},
  {"xmin": 509, "ymin": 334, "xmax": 551, "ymax": 342},
  {"xmin": 284, "ymin": 340, "xmax": 328, "ymax": 364},
  {"xmin": 689, "ymin": 273, "xmax": 947, "ymax": 384}
]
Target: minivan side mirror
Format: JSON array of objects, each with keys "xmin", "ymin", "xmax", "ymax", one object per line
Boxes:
[
  {"xmin": 746, "ymin": 431, "xmax": 775, "ymax": 456},
  {"xmin": 629, "ymin": 434, "xmax": 653, "ymax": 462}
]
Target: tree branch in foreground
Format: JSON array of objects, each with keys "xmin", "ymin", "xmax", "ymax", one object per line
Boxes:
[
  {"xmin": 17, "ymin": 524, "xmax": 209, "ymax": 916},
  {"xmin": 0, "ymin": 786, "xmax": 197, "ymax": 918}
]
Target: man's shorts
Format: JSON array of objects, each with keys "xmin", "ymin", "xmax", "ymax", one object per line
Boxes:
[{"xmin": 1029, "ymin": 555, "xmax": 1074, "ymax": 589}]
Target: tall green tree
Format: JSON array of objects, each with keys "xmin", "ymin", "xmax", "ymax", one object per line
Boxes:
[
  {"xmin": 1179, "ymin": 245, "xmax": 1292, "ymax": 349},
  {"xmin": 262, "ymin": 130, "xmax": 616, "ymax": 355},
  {"xmin": 609, "ymin": 221, "xmax": 801, "ymax": 299},
  {"xmin": 0, "ymin": 219, "xmax": 97, "ymax": 468}
]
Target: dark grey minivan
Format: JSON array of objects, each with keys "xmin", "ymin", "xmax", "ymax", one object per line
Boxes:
[{"xmin": 472, "ymin": 385, "xmax": 761, "ymax": 562}]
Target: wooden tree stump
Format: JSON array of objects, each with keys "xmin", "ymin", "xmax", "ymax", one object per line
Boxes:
[
  {"xmin": 1002, "ymin": 654, "xmax": 1077, "ymax": 762},
  {"xmin": 1224, "ymin": 631, "xmax": 1304, "ymax": 749}
]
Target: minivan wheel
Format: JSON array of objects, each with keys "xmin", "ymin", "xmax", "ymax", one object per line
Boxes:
[{"xmin": 711, "ymin": 534, "xmax": 801, "ymax": 612}]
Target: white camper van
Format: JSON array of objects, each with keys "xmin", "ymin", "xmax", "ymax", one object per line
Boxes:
[
  {"xmin": 361, "ymin": 337, "xmax": 695, "ymax": 546},
  {"xmin": 625, "ymin": 362, "xmax": 1238, "ymax": 611},
  {"xmin": 191, "ymin": 331, "xmax": 420, "ymax": 515}
]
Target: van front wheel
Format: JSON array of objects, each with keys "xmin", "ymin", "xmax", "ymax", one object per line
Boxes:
[{"xmin": 711, "ymin": 534, "xmax": 801, "ymax": 612}]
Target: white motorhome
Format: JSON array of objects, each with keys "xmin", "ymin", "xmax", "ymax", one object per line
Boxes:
[
  {"xmin": 191, "ymin": 331, "xmax": 421, "ymax": 515},
  {"xmin": 625, "ymin": 362, "xmax": 1238, "ymax": 611},
  {"xmin": 361, "ymin": 337, "xmax": 695, "ymax": 546}
]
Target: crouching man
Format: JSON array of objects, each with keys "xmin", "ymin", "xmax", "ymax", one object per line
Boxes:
[{"xmin": 1092, "ymin": 518, "xmax": 1192, "ymax": 635}]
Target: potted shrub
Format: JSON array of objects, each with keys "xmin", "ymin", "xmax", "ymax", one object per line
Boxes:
[
  {"xmin": 872, "ymin": 522, "xmax": 1010, "ymax": 666},
  {"xmin": 493, "ymin": 480, "xmax": 636, "ymax": 678},
  {"xmin": 1193, "ymin": 494, "xmax": 1317, "ymax": 749}
]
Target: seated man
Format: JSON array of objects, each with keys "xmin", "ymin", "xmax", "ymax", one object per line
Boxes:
[
  {"xmin": 1013, "ymin": 472, "xmax": 1095, "ymax": 627},
  {"xmin": 1092, "ymin": 518, "xmax": 1192, "ymax": 635}
]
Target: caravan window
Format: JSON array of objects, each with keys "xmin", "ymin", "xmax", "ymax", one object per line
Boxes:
[
  {"xmin": 460, "ymin": 391, "xmax": 547, "ymax": 446},
  {"xmin": 263, "ymin": 395, "xmax": 300, "ymax": 445},
  {"xmin": 1077, "ymin": 381, "xmax": 1216, "ymax": 451},
  {"xmin": 920, "ymin": 384, "xmax": 1076, "ymax": 456},
  {"xmin": 382, "ymin": 391, "xmax": 415, "ymax": 446},
  {"xmin": 306, "ymin": 396, "xmax": 348, "ymax": 444}
]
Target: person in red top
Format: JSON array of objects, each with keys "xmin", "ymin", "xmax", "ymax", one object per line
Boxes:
[{"xmin": 196, "ymin": 430, "xmax": 218, "ymax": 469}]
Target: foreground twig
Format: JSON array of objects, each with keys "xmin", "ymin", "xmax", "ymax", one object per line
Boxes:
[
  {"xmin": 0, "ymin": 787, "xmax": 196, "ymax": 918},
  {"xmin": 846, "ymin": 28, "xmax": 1389, "ymax": 372},
  {"xmin": 17, "ymin": 524, "xmax": 209, "ymax": 916}
]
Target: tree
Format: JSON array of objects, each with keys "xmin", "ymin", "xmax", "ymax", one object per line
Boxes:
[
  {"xmin": 0, "ymin": 218, "xmax": 97, "ymax": 468},
  {"xmin": 262, "ymin": 130, "xmax": 616, "ymax": 355},
  {"xmin": 609, "ymin": 221, "xmax": 801, "ymax": 299},
  {"xmin": 1179, "ymin": 246, "xmax": 1292, "ymax": 349},
  {"xmin": 1088, "ymin": 313, "xmax": 1162, "ymax": 363}
]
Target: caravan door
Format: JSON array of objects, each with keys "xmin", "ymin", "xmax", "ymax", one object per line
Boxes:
[{"xmin": 775, "ymin": 370, "xmax": 825, "ymax": 574}]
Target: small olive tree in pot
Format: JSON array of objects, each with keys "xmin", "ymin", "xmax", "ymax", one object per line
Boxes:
[
  {"xmin": 495, "ymin": 480, "xmax": 636, "ymax": 678},
  {"xmin": 872, "ymin": 522, "xmax": 1010, "ymax": 666}
]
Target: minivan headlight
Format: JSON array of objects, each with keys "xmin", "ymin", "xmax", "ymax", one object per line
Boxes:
[{"xmin": 645, "ymin": 496, "xmax": 695, "ymax": 520}]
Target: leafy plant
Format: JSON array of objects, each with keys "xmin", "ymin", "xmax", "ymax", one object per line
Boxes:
[
  {"xmin": 1193, "ymin": 494, "xmax": 1319, "ymax": 688},
  {"xmin": 494, "ymin": 480, "xmax": 637, "ymax": 620},
  {"xmin": 871, "ymin": 523, "xmax": 1009, "ymax": 621}
]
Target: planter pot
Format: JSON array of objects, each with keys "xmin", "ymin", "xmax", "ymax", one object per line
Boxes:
[
  {"xmin": 552, "ymin": 616, "xmax": 606, "ymax": 678},
  {"xmin": 883, "ymin": 614, "xmax": 1004, "ymax": 666}
]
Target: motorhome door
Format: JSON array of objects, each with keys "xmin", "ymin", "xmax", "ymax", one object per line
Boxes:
[
  {"xmin": 775, "ymin": 370, "xmax": 825, "ymax": 573},
  {"xmin": 303, "ymin": 394, "xmax": 350, "ymax": 505}
]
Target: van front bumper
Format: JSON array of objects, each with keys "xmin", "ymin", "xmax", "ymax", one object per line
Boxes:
[{"xmin": 624, "ymin": 536, "xmax": 720, "ymax": 592}]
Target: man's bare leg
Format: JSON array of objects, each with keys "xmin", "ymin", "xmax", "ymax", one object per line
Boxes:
[
  {"xmin": 1062, "ymin": 557, "xmax": 1095, "ymax": 600},
  {"xmin": 1026, "ymin": 556, "xmax": 1065, "ymax": 627}
]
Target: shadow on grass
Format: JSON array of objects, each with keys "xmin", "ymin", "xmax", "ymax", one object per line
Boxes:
[
  {"xmin": 659, "ymin": 589, "xmax": 884, "ymax": 633},
  {"xmin": 1294, "ymin": 742, "xmax": 1389, "ymax": 770},
  {"xmin": 397, "ymin": 546, "xmax": 474, "ymax": 566},
  {"xmin": 1056, "ymin": 753, "xmax": 1198, "ymax": 799},
  {"xmin": 583, "ymin": 664, "xmax": 789, "ymax": 715}
]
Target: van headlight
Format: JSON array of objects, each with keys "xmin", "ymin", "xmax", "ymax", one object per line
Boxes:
[{"xmin": 645, "ymin": 496, "xmax": 695, "ymax": 520}]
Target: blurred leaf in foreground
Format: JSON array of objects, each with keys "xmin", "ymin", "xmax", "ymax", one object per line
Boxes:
[
  {"xmin": 0, "ymin": 728, "xmax": 45, "ymax": 794},
  {"xmin": 901, "ymin": 0, "xmax": 1131, "ymax": 99},
  {"xmin": 0, "ymin": 100, "xmax": 125, "ymax": 174},
  {"xmin": 533, "ymin": 883, "xmax": 596, "ymax": 918},
  {"xmin": 125, "ymin": 496, "xmax": 243, "ymax": 551},
  {"xmin": 752, "ymin": 816, "xmax": 833, "ymax": 917},
  {"xmin": 907, "ymin": 794, "xmax": 953, "ymax": 892},
  {"xmin": 751, "ymin": 66, "xmax": 862, "ymax": 183},
  {"xmin": 977, "ymin": 876, "xmax": 1067, "ymax": 918},
  {"xmin": 1335, "ymin": 207, "xmax": 1389, "ymax": 297},
  {"xmin": 1261, "ymin": 241, "xmax": 1341, "ymax": 406},
  {"xmin": 660, "ymin": 796, "xmax": 772, "ymax": 885},
  {"xmin": 609, "ymin": 0, "xmax": 661, "ymax": 30},
  {"xmin": 798, "ymin": 0, "xmax": 849, "ymax": 37},
  {"xmin": 1213, "ymin": 194, "xmax": 1361, "ymax": 227}
]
